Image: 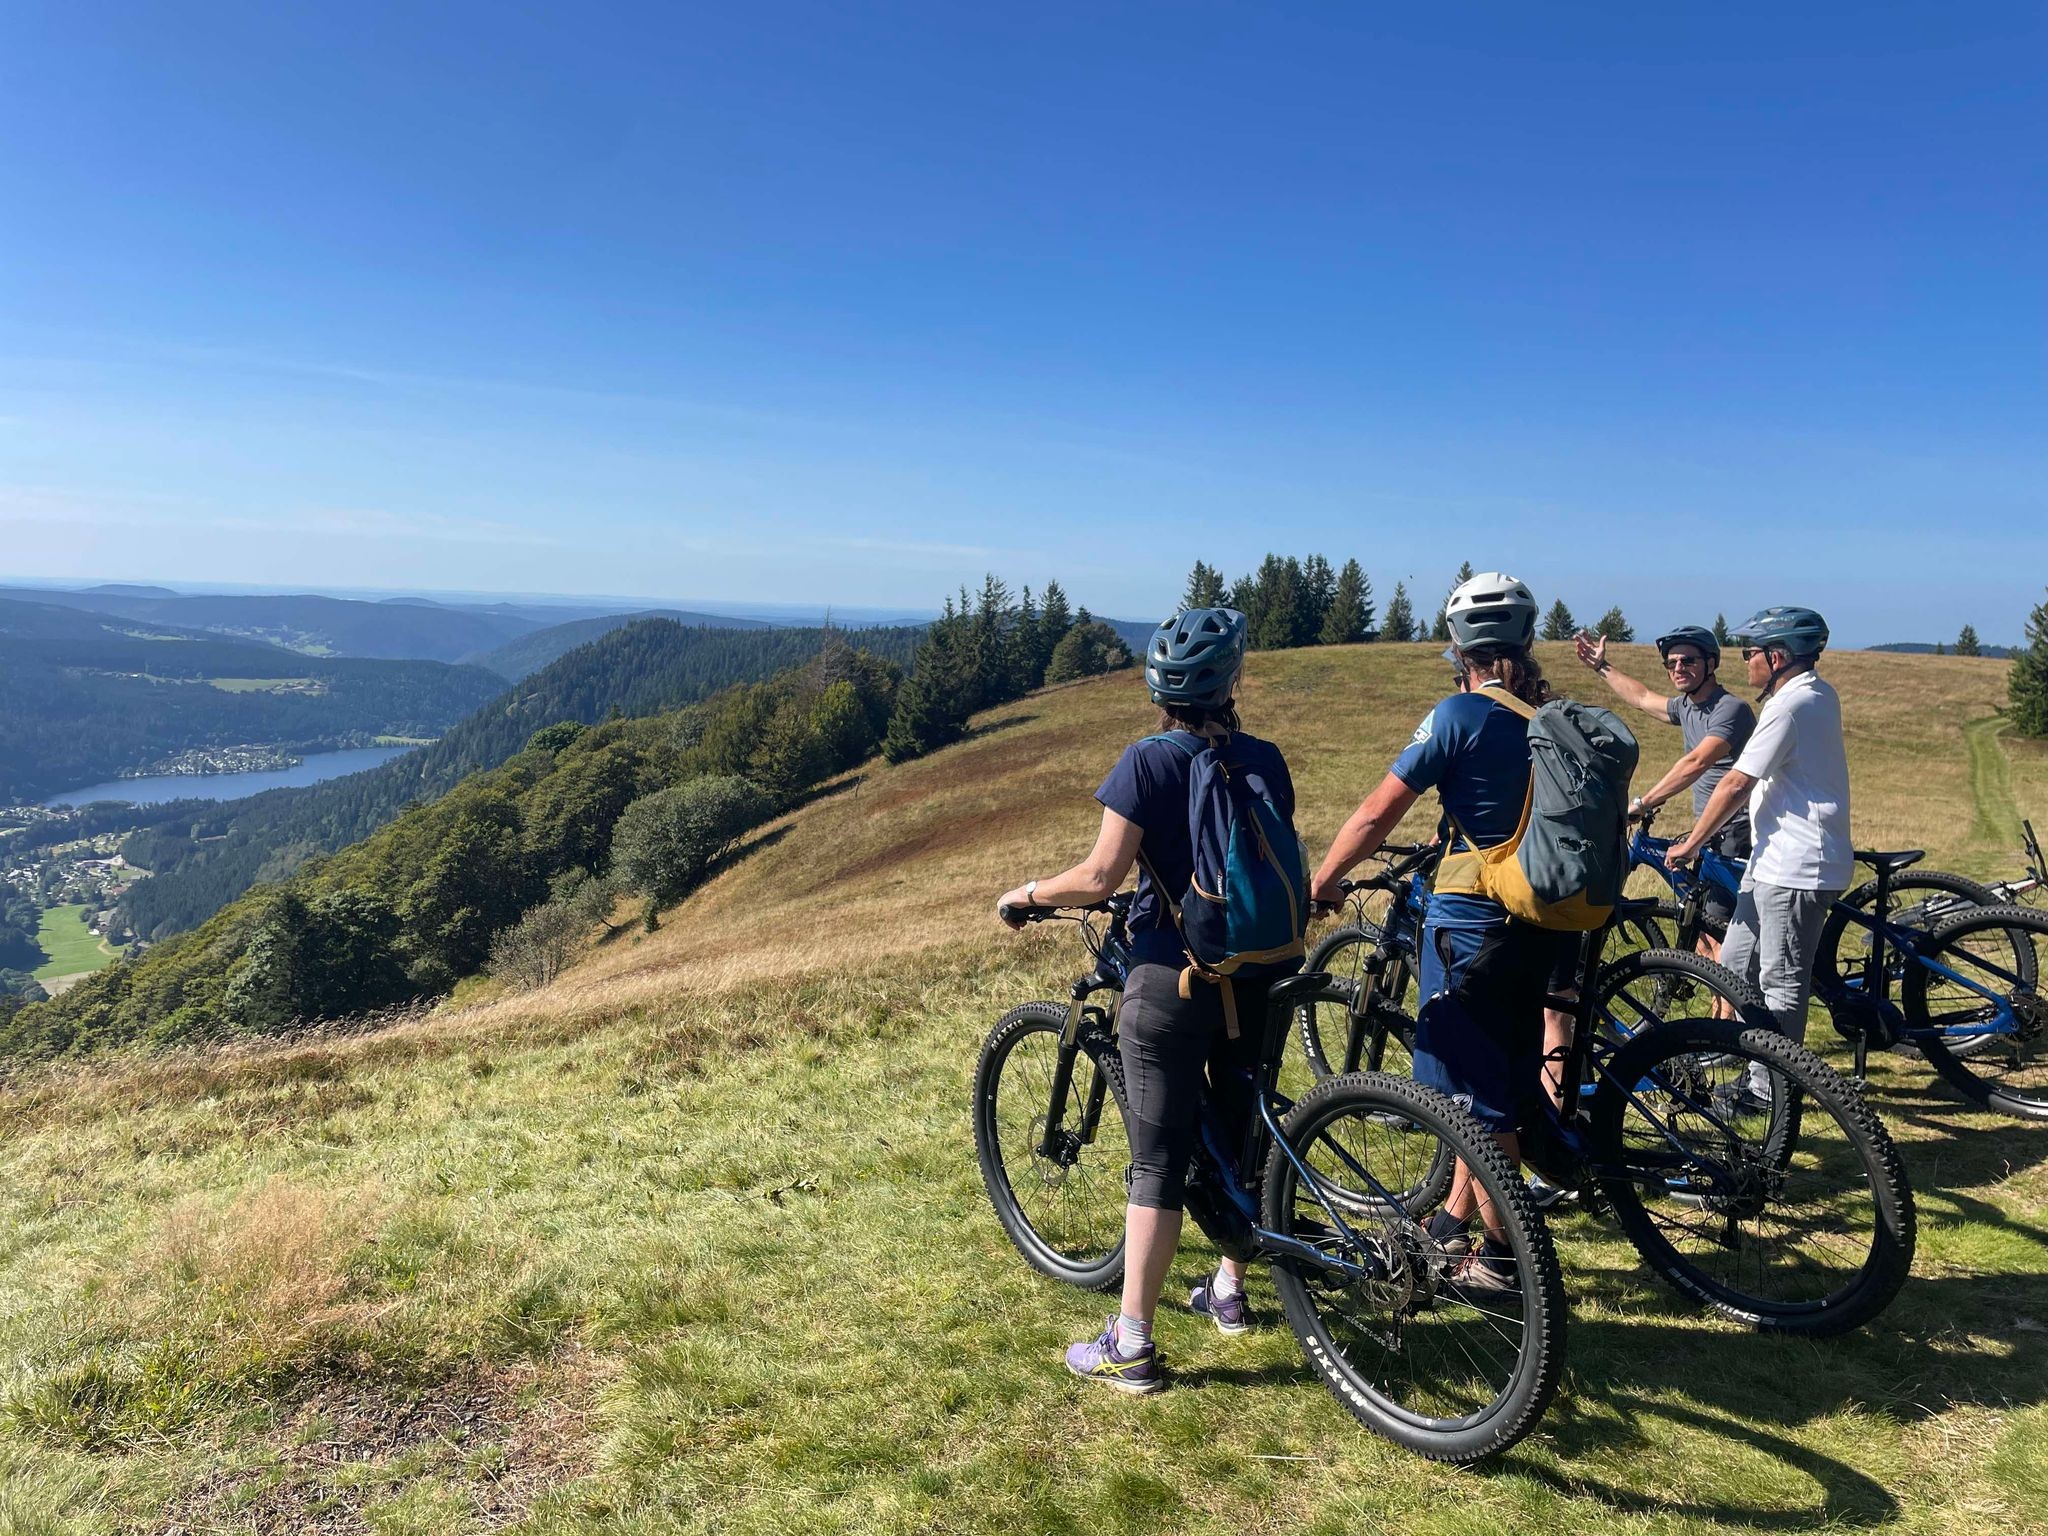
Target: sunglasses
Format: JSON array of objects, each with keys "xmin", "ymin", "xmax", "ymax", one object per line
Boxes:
[
  {"xmin": 1741, "ymin": 646, "xmax": 1769, "ymax": 660},
  {"xmin": 1663, "ymin": 655, "xmax": 1704, "ymax": 671}
]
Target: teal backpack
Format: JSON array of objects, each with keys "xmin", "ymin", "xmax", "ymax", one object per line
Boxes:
[{"xmin": 1136, "ymin": 731, "xmax": 1308, "ymax": 1035}]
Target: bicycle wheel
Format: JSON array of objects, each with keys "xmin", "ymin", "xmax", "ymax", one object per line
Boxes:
[
  {"xmin": 1261, "ymin": 1071, "xmax": 1566, "ymax": 1464},
  {"xmin": 974, "ymin": 1002, "xmax": 1131, "ymax": 1290},
  {"xmin": 1903, "ymin": 904, "xmax": 2048, "ymax": 1119},
  {"xmin": 1816, "ymin": 871, "xmax": 2014, "ymax": 1023},
  {"xmin": 1591, "ymin": 1015, "xmax": 1914, "ymax": 1335},
  {"xmin": 1296, "ymin": 925, "xmax": 1417, "ymax": 1081}
]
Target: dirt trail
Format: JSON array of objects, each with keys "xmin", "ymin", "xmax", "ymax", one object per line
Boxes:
[{"xmin": 1964, "ymin": 715, "xmax": 2023, "ymax": 854}]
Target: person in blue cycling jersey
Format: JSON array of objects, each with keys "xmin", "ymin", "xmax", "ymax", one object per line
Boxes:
[
  {"xmin": 996, "ymin": 607, "xmax": 1300, "ymax": 1393},
  {"xmin": 1576, "ymin": 623, "xmax": 1757, "ymax": 960},
  {"xmin": 1310, "ymin": 572, "xmax": 1576, "ymax": 1293}
]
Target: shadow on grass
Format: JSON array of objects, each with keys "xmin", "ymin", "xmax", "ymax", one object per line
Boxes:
[
  {"xmin": 1508, "ymin": 1260, "xmax": 2048, "ymax": 1524},
  {"xmin": 963, "ymin": 712, "xmax": 1040, "ymax": 743},
  {"xmin": 1518, "ymin": 1391, "xmax": 1901, "ymax": 1528}
]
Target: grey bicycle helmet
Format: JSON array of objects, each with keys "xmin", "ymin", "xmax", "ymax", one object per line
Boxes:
[
  {"xmin": 1444, "ymin": 571, "xmax": 1538, "ymax": 652},
  {"xmin": 1655, "ymin": 625, "xmax": 1721, "ymax": 665},
  {"xmin": 1733, "ymin": 606, "xmax": 1829, "ymax": 659},
  {"xmin": 1146, "ymin": 607, "xmax": 1247, "ymax": 708}
]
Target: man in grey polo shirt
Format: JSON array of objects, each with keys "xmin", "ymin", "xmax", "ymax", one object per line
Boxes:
[
  {"xmin": 1666, "ymin": 607, "xmax": 1850, "ymax": 1109},
  {"xmin": 1576, "ymin": 623, "xmax": 1757, "ymax": 953}
]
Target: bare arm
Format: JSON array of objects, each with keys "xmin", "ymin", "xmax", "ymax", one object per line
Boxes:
[
  {"xmin": 1666, "ymin": 768, "xmax": 1756, "ymax": 864},
  {"xmin": 1574, "ymin": 631, "xmax": 1670, "ymax": 717},
  {"xmin": 996, "ymin": 807, "xmax": 1144, "ymax": 927},
  {"xmin": 1636, "ymin": 733, "xmax": 1735, "ymax": 813},
  {"xmin": 1310, "ymin": 772, "xmax": 1421, "ymax": 911}
]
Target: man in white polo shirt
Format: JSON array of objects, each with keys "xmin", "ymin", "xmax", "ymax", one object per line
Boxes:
[{"xmin": 1664, "ymin": 607, "xmax": 1849, "ymax": 1106}]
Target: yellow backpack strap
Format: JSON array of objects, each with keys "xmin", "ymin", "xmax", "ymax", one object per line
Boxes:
[{"xmin": 1476, "ymin": 681, "xmax": 1539, "ymax": 722}]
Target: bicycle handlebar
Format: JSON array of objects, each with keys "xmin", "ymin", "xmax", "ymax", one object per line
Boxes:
[{"xmin": 999, "ymin": 898, "xmax": 1115, "ymax": 925}]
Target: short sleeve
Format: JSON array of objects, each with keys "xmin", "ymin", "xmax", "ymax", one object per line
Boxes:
[
  {"xmin": 1665, "ymin": 695, "xmax": 1682, "ymax": 727},
  {"xmin": 1391, "ymin": 705, "xmax": 1453, "ymax": 791},
  {"xmin": 1709, "ymin": 694, "xmax": 1755, "ymax": 754},
  {"xmin": 1734, "ymin": 696, "xmax": 1794, "ymax": 780},
  {"xmin": 1095, "ymin": 742, "xmax": 1152, "ymax": 825}
]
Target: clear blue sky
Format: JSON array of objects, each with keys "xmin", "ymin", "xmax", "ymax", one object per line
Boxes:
[{"xmin": 2, "ymin": 3, "xmax": 2041, "ymax": 645}]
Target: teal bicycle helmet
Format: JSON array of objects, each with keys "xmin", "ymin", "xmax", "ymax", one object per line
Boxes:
[
  {"xmin": 1655, "ymin": 625, "xmax": 1721, "ymax": 665},
  {"xmin": 1146, "ymin": 607, "xmax": 1247, "ymax": 708},
  {"xmin": 1733, "ymin": 607, "xmax": 1829, "ymax": 659}
]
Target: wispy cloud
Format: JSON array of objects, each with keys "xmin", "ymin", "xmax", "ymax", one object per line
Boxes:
[{"xmin": 0, "ymin": 485, "xmax": 563, "ymax": 547}]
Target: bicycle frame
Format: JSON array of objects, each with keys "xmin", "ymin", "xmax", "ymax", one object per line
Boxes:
[{"xmin": 1030, "ymin": 906, "xmax": 1408, "ymax": 1287}]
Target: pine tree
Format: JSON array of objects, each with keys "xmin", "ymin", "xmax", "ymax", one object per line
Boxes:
[
  {"xmin": 1540, "ymin": 599, "xmax": 1577, "ymax": 642},
  {"xmin": 1956, "ymin": 624, "xmax": 1982, "ymax": 658},
  {"xmin": 1431, "ymin": 562, "xmax": 1472, "ymax": 645},
  {"xmin": 1183, "ymin": 560, "xmax": 1226, "ymax": 610},
  {"xmin": 1301, "ymin": 554, "xmax": 1337, "ymax": 643},
  {"xmin": 1249, "ymin": 554, "xmax": 1305, "ymax": 650},
  {"xmin": 968, "ymin": 574, "xmax": 1014, "ymax": 711},
  {"xmin": 1594, "ymin": 606, "xmax": 1635, "ymax": 643},
  {"xmin": 883, "ymin": 603, "xmax": 973, "ymax": 762},
  {"xmin": 1712, "ymin": 613, "xmax": 1732, "ymax": 647},
  {"xmin": 1382, "ymin": 582, "xmax": 1417, "ymax": 643},
  {"xmin": 1934, "ymin": 642, "xmax": 1946, "ymax": 655},
  {"xmin": 1009, "ymin": 586, "xmax": 1043, "ymax": 688},
  {"xmin": 1226, "ymin": 574, "xmax": 1258, "ymax": 624},
  {"xmin": 1320, "ymin": 559, "xmax": 1371, "ymax": 645},
  {"xmin": 1037, "ymin": 580, "xmax": 1073, "ymax": 678},
  {"xmin": 2009, "ymin": 587, "xmax": 2048, "ymax": 738}
]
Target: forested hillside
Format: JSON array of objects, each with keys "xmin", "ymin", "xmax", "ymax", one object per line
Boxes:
[
  {"xmin": 465, "ymin": 609, "xmax": 772, "ymax": 679},
  {"xmin": 5, "ymin": 633, "xmax": 905, "ymax": 1058},
  {"xmin": 114, "ymin": 620, "xmax": 924, "ymax": 939},
  {"xmin": 0, "ymin": 600, "xmax": 505, "ymax": 802}
]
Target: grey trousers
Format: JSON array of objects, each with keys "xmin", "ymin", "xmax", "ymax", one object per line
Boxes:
[{"xmin": 1718, "ymin": 881, "xmax": 1840, "ymax": 1090}]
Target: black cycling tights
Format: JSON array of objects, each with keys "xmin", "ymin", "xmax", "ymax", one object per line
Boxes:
[{"xmin": 1118, "ymin": 963, "xmax": 1271, "ymax": 1210}]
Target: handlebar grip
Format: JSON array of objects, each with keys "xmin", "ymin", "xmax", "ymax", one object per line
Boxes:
[{"xmin": 1000, "ymin": 903, "xmax": 1051, "ymax": 924}]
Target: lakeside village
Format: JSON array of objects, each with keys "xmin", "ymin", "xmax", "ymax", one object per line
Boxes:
[{"xmin": 0, "ymin": 804, "xmax": 148, "ymax": 959}]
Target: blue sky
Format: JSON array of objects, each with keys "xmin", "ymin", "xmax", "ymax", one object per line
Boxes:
[{"xmin": 1, "ymin": 3, "xmax": 2041, "ymax": 644}]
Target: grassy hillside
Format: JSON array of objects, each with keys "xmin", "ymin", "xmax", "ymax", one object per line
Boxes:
[{"xmin": 0, "ymin": 643, "xmax": 2042, "ymax": 1534}]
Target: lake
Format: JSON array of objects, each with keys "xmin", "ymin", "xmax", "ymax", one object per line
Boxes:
[{"xmin": 47, "ymin": 746, "xmax": 418, "ymax": 808}]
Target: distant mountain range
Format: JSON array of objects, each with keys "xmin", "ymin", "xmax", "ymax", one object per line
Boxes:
[
  {"xmin": 0, "ymin": 585, "xmax": 773, "ymax": 668},
  {"xmin": 1868, "ymin": 642, "xmax": 2017, "ymax": 659}
]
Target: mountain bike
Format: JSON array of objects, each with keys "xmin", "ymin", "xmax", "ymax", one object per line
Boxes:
[
  {"xmin": 1622, "ymin": 808, "xmax": 2010, "ymax": 999},
  {"xmin": 1629, "ymin": 813, "xmax": 2047, "ymax": 1114},
  {"xmin": 1297, "ymin": 879, "xmax": 1916, "ymax": 1336},
  {"xmin": 1296, "ymin": 839, "xmax": 1704, "ymax": 1085},
  {"xmin": 975, "ymin": 891, "xmax": 1566, "ymax": 1463}
]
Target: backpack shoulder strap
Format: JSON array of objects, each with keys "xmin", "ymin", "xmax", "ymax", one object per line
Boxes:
[{"xmin": 1474, "ymin": 682, "xmax": 1539, "ymax": 722}]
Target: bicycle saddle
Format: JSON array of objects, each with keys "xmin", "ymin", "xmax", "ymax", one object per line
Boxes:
[{"xmin": 1855, "ymin": 849, "xmax": 1925, "ymax": 873}]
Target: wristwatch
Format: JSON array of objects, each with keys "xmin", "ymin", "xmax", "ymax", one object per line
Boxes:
[{"xmin": 1025, "ymin": 879, "xmax": 1039, "ymax": 905}]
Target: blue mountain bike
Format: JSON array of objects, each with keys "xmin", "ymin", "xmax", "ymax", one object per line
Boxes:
[
  {"xmin": 1287, "ymin": 847, "xmax": 1914, "ymax": 1337},
  {"xmin": 975, "ymin": 891, "xmax": 1567, "ymax": 1463},
  {"xmin": 1627, "ymin": 810, "xmax": 2048, "ymax": 1118}
]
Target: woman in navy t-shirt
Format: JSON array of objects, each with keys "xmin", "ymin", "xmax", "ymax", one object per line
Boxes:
[
  {"xmin": 997, "ymin": 607, "xmax": 1296, "ymax": 1395},
  {"xmin": 1308, "ymin": 572, "xmax": 1572, "ymax": 1296}
]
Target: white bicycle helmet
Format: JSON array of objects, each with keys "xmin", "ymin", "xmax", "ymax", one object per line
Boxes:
[{"xmin": 1445, "ymin": 571, "xmax": 1539, "ymax": 652}]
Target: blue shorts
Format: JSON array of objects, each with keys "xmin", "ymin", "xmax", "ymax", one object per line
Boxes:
[{"xmin": 1414, "ymin": 914, "xmax": 1573, "ymax": 1133}]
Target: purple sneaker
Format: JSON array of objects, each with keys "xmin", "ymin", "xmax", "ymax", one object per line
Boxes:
[
  {"xmin": 1065, "ymin": 1318, "xmax": 1163, "ymax": 1394},
  {"xmin": 1189, "ymin": 1279, "xmax": 1250, "ymax": 1335}
]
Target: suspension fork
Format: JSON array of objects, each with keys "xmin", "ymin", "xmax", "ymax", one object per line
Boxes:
[{"xmin": 1035, "ymin": 983, "xmax": 1098, "ymax": 1161}]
